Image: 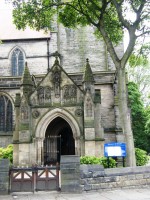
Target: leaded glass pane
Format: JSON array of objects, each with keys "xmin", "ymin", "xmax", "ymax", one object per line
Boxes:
[
  {"xmin": 0, "ymin": 95, "xmax": 13, "ymax": 132},
  {"xmin": 18, "ymin": 51, "xmax": 24, "ymax": 76},
  {"xmin": 6, "ymin": 100, "xmax": 13, "ymax": 131},
  {"xmin": 11, "ymin": 48, "xmax": 25, "ymax": 76},
  {"xmin": 0, "ymin": 96, "xmax": 5, "ymax": 131},
  {"xmin": 11, "ymin": 53, "xmax": 17, "ymax": 76}
]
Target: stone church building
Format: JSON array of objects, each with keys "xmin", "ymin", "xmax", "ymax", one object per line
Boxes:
[{"xmin": 0, "ymin": 5, "xmax": 125, "ymax": 166}]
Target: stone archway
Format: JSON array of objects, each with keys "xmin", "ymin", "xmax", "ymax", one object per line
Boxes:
[
  {"xmin": 44, "ymin": 117, "xmax": 75, "ymax": 165},
  {"xmin": 35, "ymin": 108, "xmax": 81, "ymax": 165}
]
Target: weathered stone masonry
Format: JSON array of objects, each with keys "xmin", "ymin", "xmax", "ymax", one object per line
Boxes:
[
  {"xmin": 0, "ymin": 25, "xmax": 129, "ymax": 166},
  {"xmin": 80, "ymin": 165, "xmax": 150, "ymax": 191},
  {"xmin": 0, "ymin": 159, "xmax": 9, "ymax": 195}
]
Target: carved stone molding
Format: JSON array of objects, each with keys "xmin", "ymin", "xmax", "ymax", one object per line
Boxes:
[
  {"xmin": 52, "ymin": 67, "xmax": 61, "ymax": 98},
  {"xmin": 37, "ymin": 86, "xmax": 51, "ymax": 105},
  {"xmin": 63, "ymin": 85, "xmax": 77, "ymax": 99},
  {"xmin": 20, "ymin": 105, "xmax": 29, "ymax": 120},
  {"xmin": 32, "ymin": 110, "xmax": 40, "ymax": 119},
  {"xmin": 85, "ymin": 98, "xmax": 92, "ymax": 117},
  {"xmin": 75, "ymin": 109, "xmax": 83, "ymax": 117}
]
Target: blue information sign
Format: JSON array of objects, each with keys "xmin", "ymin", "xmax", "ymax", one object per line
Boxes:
[{"xmin": 104, "ymin": 142, "xmax": 126, "ymax": 157}]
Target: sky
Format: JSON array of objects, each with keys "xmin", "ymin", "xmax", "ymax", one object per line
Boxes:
[
  {"xmin": 0, "ymin": 0, "xmax": 49, "ymax": 40},
  {"xmin": 0, "ymin": 0, "xmax": 149, "ymax": 48},
  {"xmin": 0, "ymin": 0, "xmax": 12, "ymax": 9}
]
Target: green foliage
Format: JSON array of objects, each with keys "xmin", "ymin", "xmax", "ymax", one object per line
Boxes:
[
  {"xmin": 145, "ymin": 106, "xmax": 150, "ymax": 144},
  {"xmin": 99, "ymin": 157, "xmax": 116, "ymax": 168},
  {"xmin": 12, "ymin": 0, "xmax": 150, "ymax": 58},
  {"xmin": 80, "ymin": 156, "xmax": 116, "ymax": 168},
  {"xmin": 128, "ymin": 43, "xmax": 150, "ymax": 68},
  {"xmin": 58, "ymin": 3, "xmax": 89, "ymax": 28},
  {"xmin": 80, "ymin": 156, "xmax": 100, "ymax": 164},
  {"xmin": 129, "ymin": 54, "xmax": 149, "ymax": 68},
  {"xmin": 0, "ymin": 144, "xmax": 13, "ymax": 163},
  {"xmin": 12, "ymin": 0, "xmax": 123, "ymax": 44},
  {"xmin": 128, "ymin": 82, "xmax": 150, "ymax": 152},
  {"xmin": 135, "ymin": 148, "xmax": 149, "ymax": 166},
  {"xmin": 145, "ymin": 109, "xmax": 150, "ymax": 130},
  {"xmin": 13, "ymin": 1, "xmax": 56, "ymax": 31},
  {"xmin": 102, "ymin": 5, "xmax": 123, "ymax": 44},
  {"xmin": 127, "ymin": 56, "xmax": 150, "ymax": 105},
  {"xmin": 80, "ymin": 149, "xmax": 150, "ymax": 168}
]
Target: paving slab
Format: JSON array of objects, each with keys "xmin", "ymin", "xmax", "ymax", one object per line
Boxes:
[{"xmin": 1, "ymin": 188, "xmax": 150, "ymax": 200}]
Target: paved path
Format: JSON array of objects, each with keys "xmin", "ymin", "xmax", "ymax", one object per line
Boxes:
[{"xmin": 1, "ymin": 188, "xmax": 150, "ymax": 200}]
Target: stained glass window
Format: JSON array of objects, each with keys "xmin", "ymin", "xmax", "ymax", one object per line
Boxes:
[
  {"xmin": 11, "ymin": 48, "xmax": 24, "ymax": 76},
  {"xmin": 0, "ymin": 95, "xmax": 13, "ymax": 132}
]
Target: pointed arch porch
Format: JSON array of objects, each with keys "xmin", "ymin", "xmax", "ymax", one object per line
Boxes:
[{"xmin": 34, "ymin": 108, "xmax": 81, "ymax": 165}]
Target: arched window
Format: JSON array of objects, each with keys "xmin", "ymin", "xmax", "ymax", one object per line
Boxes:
[
  {"xmin": 11, "ymin": 48, "xmax": 24, "ymax": 76},
  {"xmin": 0, "ymin": 95, "xmax": 13, "ymax": 132}
]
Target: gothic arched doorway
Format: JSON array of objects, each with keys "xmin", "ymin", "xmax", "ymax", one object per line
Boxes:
[{"xmin": 44, "ymin": 117, "xmax": 75, "ymax": 165}]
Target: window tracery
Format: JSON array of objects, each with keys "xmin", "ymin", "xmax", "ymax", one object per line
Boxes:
[
  {"xmin": 52, "ymin": 68, "xmax": 61, "ymax": 98},
  {"xmin": 37, "ymin": 86, "xmax": 51, "ymax": 105},
  {"xmin": 11, "ymin": 48, "xmax": 24, "ymax": 76},
  {"xmin": 0, "ymin": 95, "xmax": 13, "ymax": 132},
  {"xmin": 86, "ymin": 98, "xmax": 93, "ymax": 117},
  {"xmin": 63, "ymin": 85, "xmax": 77, "ymax": 103}
]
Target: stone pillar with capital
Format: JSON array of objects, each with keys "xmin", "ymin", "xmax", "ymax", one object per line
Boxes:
[
  {"xmin": 94, "ymin": 89, "xmax": 105, "ymax": 157},
  {"xmin": 13, "ymin": 93, "xmax": 21, "ymax": 166}
]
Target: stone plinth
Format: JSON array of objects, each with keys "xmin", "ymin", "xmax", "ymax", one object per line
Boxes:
[
  {"xmin": 60, "ymin": 155, "xmax": 81, "ymax": 193},
  {"xmin": 0, "ymin": 159, "xmax": 10, "ymax": 195}
]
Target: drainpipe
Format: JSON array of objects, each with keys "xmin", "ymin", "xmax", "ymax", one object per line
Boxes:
[{"xmin": 47, "ymin": 36, "xmax": 51, "ymax": 72}]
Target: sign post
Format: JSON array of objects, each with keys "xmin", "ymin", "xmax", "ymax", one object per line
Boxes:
[{"xmin": 104, "ymin": 143, "xmax": 126, "ymax": 167}]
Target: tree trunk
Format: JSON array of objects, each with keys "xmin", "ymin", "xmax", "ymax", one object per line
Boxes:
[{"xmin": 117, "ymin": 67, "xmax": 136, "ymax": 167}]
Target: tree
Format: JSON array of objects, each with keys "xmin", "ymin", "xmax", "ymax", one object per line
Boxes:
[
  {"xmin": 128, "ymin": 62, "xmax": 150, "ymax": 106},
  {"xmin": 145, "ymin": 106, "xmax": 150, "ymax": 152},
  {"xmin": 127, "ymin": 44, "xmax": 150, "ymax": 105},
  {"xmin": 128, "ymin": 82, "xmax": 150, "ymax": 152},
  {"xmin": 11, "ymin": 0, "xmax": 150, "ymax": 166}
]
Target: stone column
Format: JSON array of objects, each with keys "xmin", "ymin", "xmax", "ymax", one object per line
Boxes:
[
  {"xmin": 84, "ymin": 128, "xmax": 95, "ymax": 156},
  {"xmin": 36, "ymin": 138, "xmax": 43, "ymax": 165},
  {"xmin": 84, "ymin": 90, "xmax": 96, "ymax": 156},
  {"xmin": 60, "ymin": 155, "xmax": 81, "ymax": 193},
  {"xmin": 13, "ymin": 93, "xmax": 21, "ymax": 166},
  {"xmin": 0, "ymin": 159, "xmax": 9, "ymax": 194},
  {"xmin": 94, "ymin": 89, "xmax": 104, "ymax": 157}
]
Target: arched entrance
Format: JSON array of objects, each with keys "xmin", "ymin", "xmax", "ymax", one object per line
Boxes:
[{"xmin": 44, "ymin": 117, "xmax": 75, "ymax": 165}]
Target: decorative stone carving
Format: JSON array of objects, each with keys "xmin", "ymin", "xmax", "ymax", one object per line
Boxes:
[
  {"xmin": 20, "ymin": 105, "xmax": 29, "ymax": 120},
  {"xmin": 32, "ymin": 110, "xmax": 40, "ymax": 119},
  {"xmin": 37, "ymin": 86, "xmax": 44, "ymax": 104},
  {"xmin": 64, "ymin": 85, "xmax": 69, "ymax": 99},
  {"xmin": 37, "ymin": 86, "xmax": 51, "ymax": 105},
  {"xmin": 45, "ymin": 86, "xmax": 51, "ymax": 103},
  {"xmin": 63, "ymin": 85, "xmax": 77, "ymax": 103},
  {"xmin": 75, "ymin": 109, "xmax": 83, "ymax": 117},
  {"xmin": 70, "ymin": 85, "xmax": 77, "ymax": 97},
  {"xmin": 19, "ymin": 130, "xmax": 30, "ymax": 142},
  {"xmin": 86, "ymin": 98, "xmax": 93, "ymax": 117},
  {"xmin": 31, "ymin": 97, "xmax": 38, "ymax": 105},
  {"xmin": 52, "ymin": 67, "xmax": 61, "ymax": 98}
]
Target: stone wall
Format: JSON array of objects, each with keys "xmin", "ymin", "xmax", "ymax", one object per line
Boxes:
[
  {"xmin": 0, "ymin": 40, "xmax": 48, "ymax": 76},
  {"xmin": 0, "ymin": 71, "xmax": 117, "ymax": 149},
  {"xmin": 57, "ymin": 26, "xmax": 108, "ymax": 73},
  {"xmin": 60, "ymin": 155, "xmax": 81, "ymax": 193},
  {"xmin": 80, "ymin": 165, "xmax": 150, "ymax": 191},
  {"xmin": 0, "ymin": 159, "xmax": 10, "ymax": 195},
  {"xmin": 0, "ymin": 136, "xmax": 13, "ymax": 148},
  {"xmin": 0, "ymin": 25, "xmax": 124, "ymax": 76}
]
